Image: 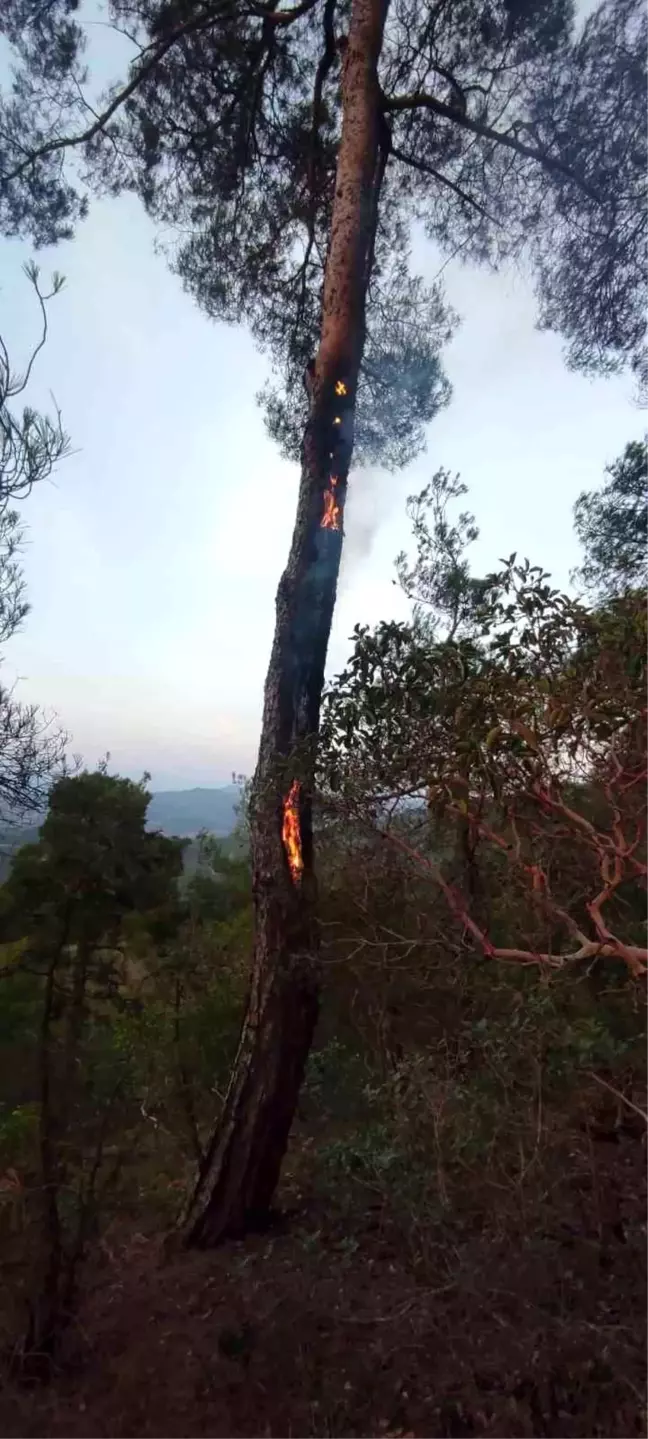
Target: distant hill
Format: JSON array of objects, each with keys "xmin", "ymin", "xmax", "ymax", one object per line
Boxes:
[
  {"xmin": 0, "ymin": 786, "xmax": 243, "ymax": 881},
  {"xmin": 145, "ymin": 785, "xmax": 242, "ymax": 838}
]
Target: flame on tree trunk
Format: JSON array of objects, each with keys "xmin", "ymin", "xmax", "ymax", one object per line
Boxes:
[
  {"xmin": 321, "ymin": 475, "xmax": 341, "ymax": 530},
  {"xmin": 180, "ymin": 0, "xmax": 390, "ymax": 1247},
  {"xmin": 282, "ymin": 779, "xmax": 304, "ymax": 883}
]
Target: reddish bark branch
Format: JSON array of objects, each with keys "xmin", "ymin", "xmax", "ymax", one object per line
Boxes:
[{"xmin": 380, "ymin": 756, "xmax": 648, "ymax": 981}]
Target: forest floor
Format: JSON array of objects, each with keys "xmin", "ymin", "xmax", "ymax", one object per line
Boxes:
[{"xmin": 0, "ymin": 1114, "xmax": 645, "ymax": 1439}]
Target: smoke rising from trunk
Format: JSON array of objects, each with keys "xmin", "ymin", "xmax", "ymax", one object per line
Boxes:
[{"xmin": 338, "ymin": 465, "xmax": 399, "ymax": 591}]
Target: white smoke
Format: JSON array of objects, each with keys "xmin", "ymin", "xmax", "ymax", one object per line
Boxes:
[{"xmin": 338, "ymin": 465, "xmax": 396, "ymax": 593}]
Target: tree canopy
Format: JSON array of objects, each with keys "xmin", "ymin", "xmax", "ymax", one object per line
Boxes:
[
  {"xmin": 1, "ymin": 0, "xmax": 646, "ymax": 460},
  {"xmin": 572, "ymin": 437, "xmax": 647, "ymax": 602},
  {"xmin": 320, "ymin": 445, "xmax": 647, "ymax": 973},
  {"xmin": 2, "ymin": 768, "xmax": 185, "ymax": 945}
]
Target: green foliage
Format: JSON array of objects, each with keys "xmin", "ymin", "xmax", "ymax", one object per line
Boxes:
[
  {"xmin": 302, "ymin": 1036, "xmax": 370, "ymax": 1125},
  {"xmin": 321, "ymin": 551, "xmax": 588, "ymax": 795},
  {"xmin": 0, "ymin": 441, "xmax": 643, "ymax": 1385},
  {"xmin": 184, "ymin": 831, "xmax": 251, "ymax": 925},
  {"xmin": 319, "ymin": 1124, "xmax": 401, "ymax": 1184},
  {"xmin": 546, "ymin": 1013, "xmax": 634, "ymax": 1076},
  {"xmin": 2, "ymin": 767, "xmax": 186, "ymax": 947},
  {"xmin": 304, "ymin": 472, "xmax": 646, "ymax": 1281},
  {"xmin": 303, "ymin": 934, "xmax": 645, "ymax": 1250},
  {"xmin": 394, "ymin": 469, "xmax": 486, "ymax": 641},
  {"xmin": 320, "ymin": 466, "xmax": 646, "ymax": 973},
  {"xmin": 0, "ymin": 1102, "xmax": 38, "ymax": 1164},
  {"xmin": 0, "ymin": 769, "xmax": 192, "ymax": 1348},
  {"xmin": 572, "ymin": 438, "xmax": 648, "ymax": 602},
  {"xmin": 0, "ymin": 767, "xmax": 258, "ymax": 1349}
]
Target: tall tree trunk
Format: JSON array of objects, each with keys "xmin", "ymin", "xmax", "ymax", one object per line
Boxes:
[{"xmin": 181, "ymin": 0, "xmax": 390, "ymax": 1247}]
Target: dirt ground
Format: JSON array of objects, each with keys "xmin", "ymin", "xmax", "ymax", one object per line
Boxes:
[{"xmin": 0, "ymin": 1122, "xmax": 645, "ymax": 1439}]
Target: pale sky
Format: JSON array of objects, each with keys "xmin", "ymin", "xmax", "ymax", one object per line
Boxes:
[{"xmin": 0, "ymin": 23, "xmax": 644, "ymax": 790}]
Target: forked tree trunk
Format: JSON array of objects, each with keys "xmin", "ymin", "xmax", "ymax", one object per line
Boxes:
[{"xmin": 181, "ymin": 0, "xmax": 390, "ymax": 1246}]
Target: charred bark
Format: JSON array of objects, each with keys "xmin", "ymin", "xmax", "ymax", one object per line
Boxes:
[{"xmin": 181, "ymin": 0, "xmax": 390, "ymax": 1247}]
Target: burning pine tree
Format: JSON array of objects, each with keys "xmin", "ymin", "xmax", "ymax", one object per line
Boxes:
[{"xmin": 2, "ymin": 0, "xmax": 645, "ymax": 1242}]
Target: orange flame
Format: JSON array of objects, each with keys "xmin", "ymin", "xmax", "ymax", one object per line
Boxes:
[
  {"xmin": 282, "ymin": 779, "xmax": 303, "ymax": 883},
  {"xmin": 321, "ymin": 475, "xmax": 341, "ymax": 531},
  {"xmin": 333, "ymin": 416, "xmax": 342, "ymax": 426},
  {"xmin": 335, "ymin": 380, "xmax": 348, "ymax": 397}
]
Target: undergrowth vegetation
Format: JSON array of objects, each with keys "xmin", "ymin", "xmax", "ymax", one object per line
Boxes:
[{"xmin": 0, "ymin": 446, "xmax": 645, "ymax": 1435}]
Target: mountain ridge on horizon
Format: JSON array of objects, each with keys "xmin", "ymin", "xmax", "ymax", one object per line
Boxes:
[
  {"xmin": 0, "ymin": 784, "xmax": 243, "ymax": 862},
  {"xmin": 146, "ymin": 783, "xmax": 242, "ymax": 837}
]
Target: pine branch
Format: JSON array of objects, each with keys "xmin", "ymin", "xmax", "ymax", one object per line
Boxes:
[
  {"xmin": 383, "ymin": 89, "xmax": 602, "ymax": 203},
  {"xmin": 0, "ymin": 0, "xmax": 318, "ymax": 186},
  {"xmin": 292, "ymin": 0, "xmax": 338, "ymax": 350},
  {"xmin": 389, "ymin": 141, "xmax": 499, "ymax": 224}
]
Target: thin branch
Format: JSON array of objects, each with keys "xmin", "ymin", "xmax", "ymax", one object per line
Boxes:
[
  {"xmin": 2, "ymin": 8, "xmax": 215, "ymax": 184},
  {"xmin": 0, "ymin": 0, "xmax": 316, "ymax": 186},
  {"xmin": 390, "ymin": 140, "xmax": 500, "ymax": 224},
  {"xmin": 428, "ymin": 61, "xmax": 468, "ymax": 113},
  {"xmin": 11, "ymin": 265, "xmax": 55, "ymax": 398},
  {"xmin": 382, "ymin": 89, "xmax": 602, "ymax": 203},
  {"xmin": 586, "ymin": 1071, "xmax": 647, "ymax": 1124}
]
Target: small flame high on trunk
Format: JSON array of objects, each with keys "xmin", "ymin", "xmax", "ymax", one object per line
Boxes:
[
  {"xmin": 321, "ymin": 475, "xmax": 341, "ymax": 530},
  {"xmin": 320, "ymin": 380, "xmax": 349, "ymax": 531},
  {"xmin": 282, "ymin": 779, "xmax": 304, "ymax": 883}
]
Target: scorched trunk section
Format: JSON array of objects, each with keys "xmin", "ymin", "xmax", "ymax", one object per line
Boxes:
[{"xmin": 181, "ymin": 0, "xmax": 390, "ymax": 1247}]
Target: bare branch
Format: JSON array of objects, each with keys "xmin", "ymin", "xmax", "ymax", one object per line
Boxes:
[
  {"xmin": 587, "ymin": 1071, "xmax": 647, "ymax": 1124},
  {"xmin": 0, "ymin": 267, "xmax": 71, "ymax": 510}
]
